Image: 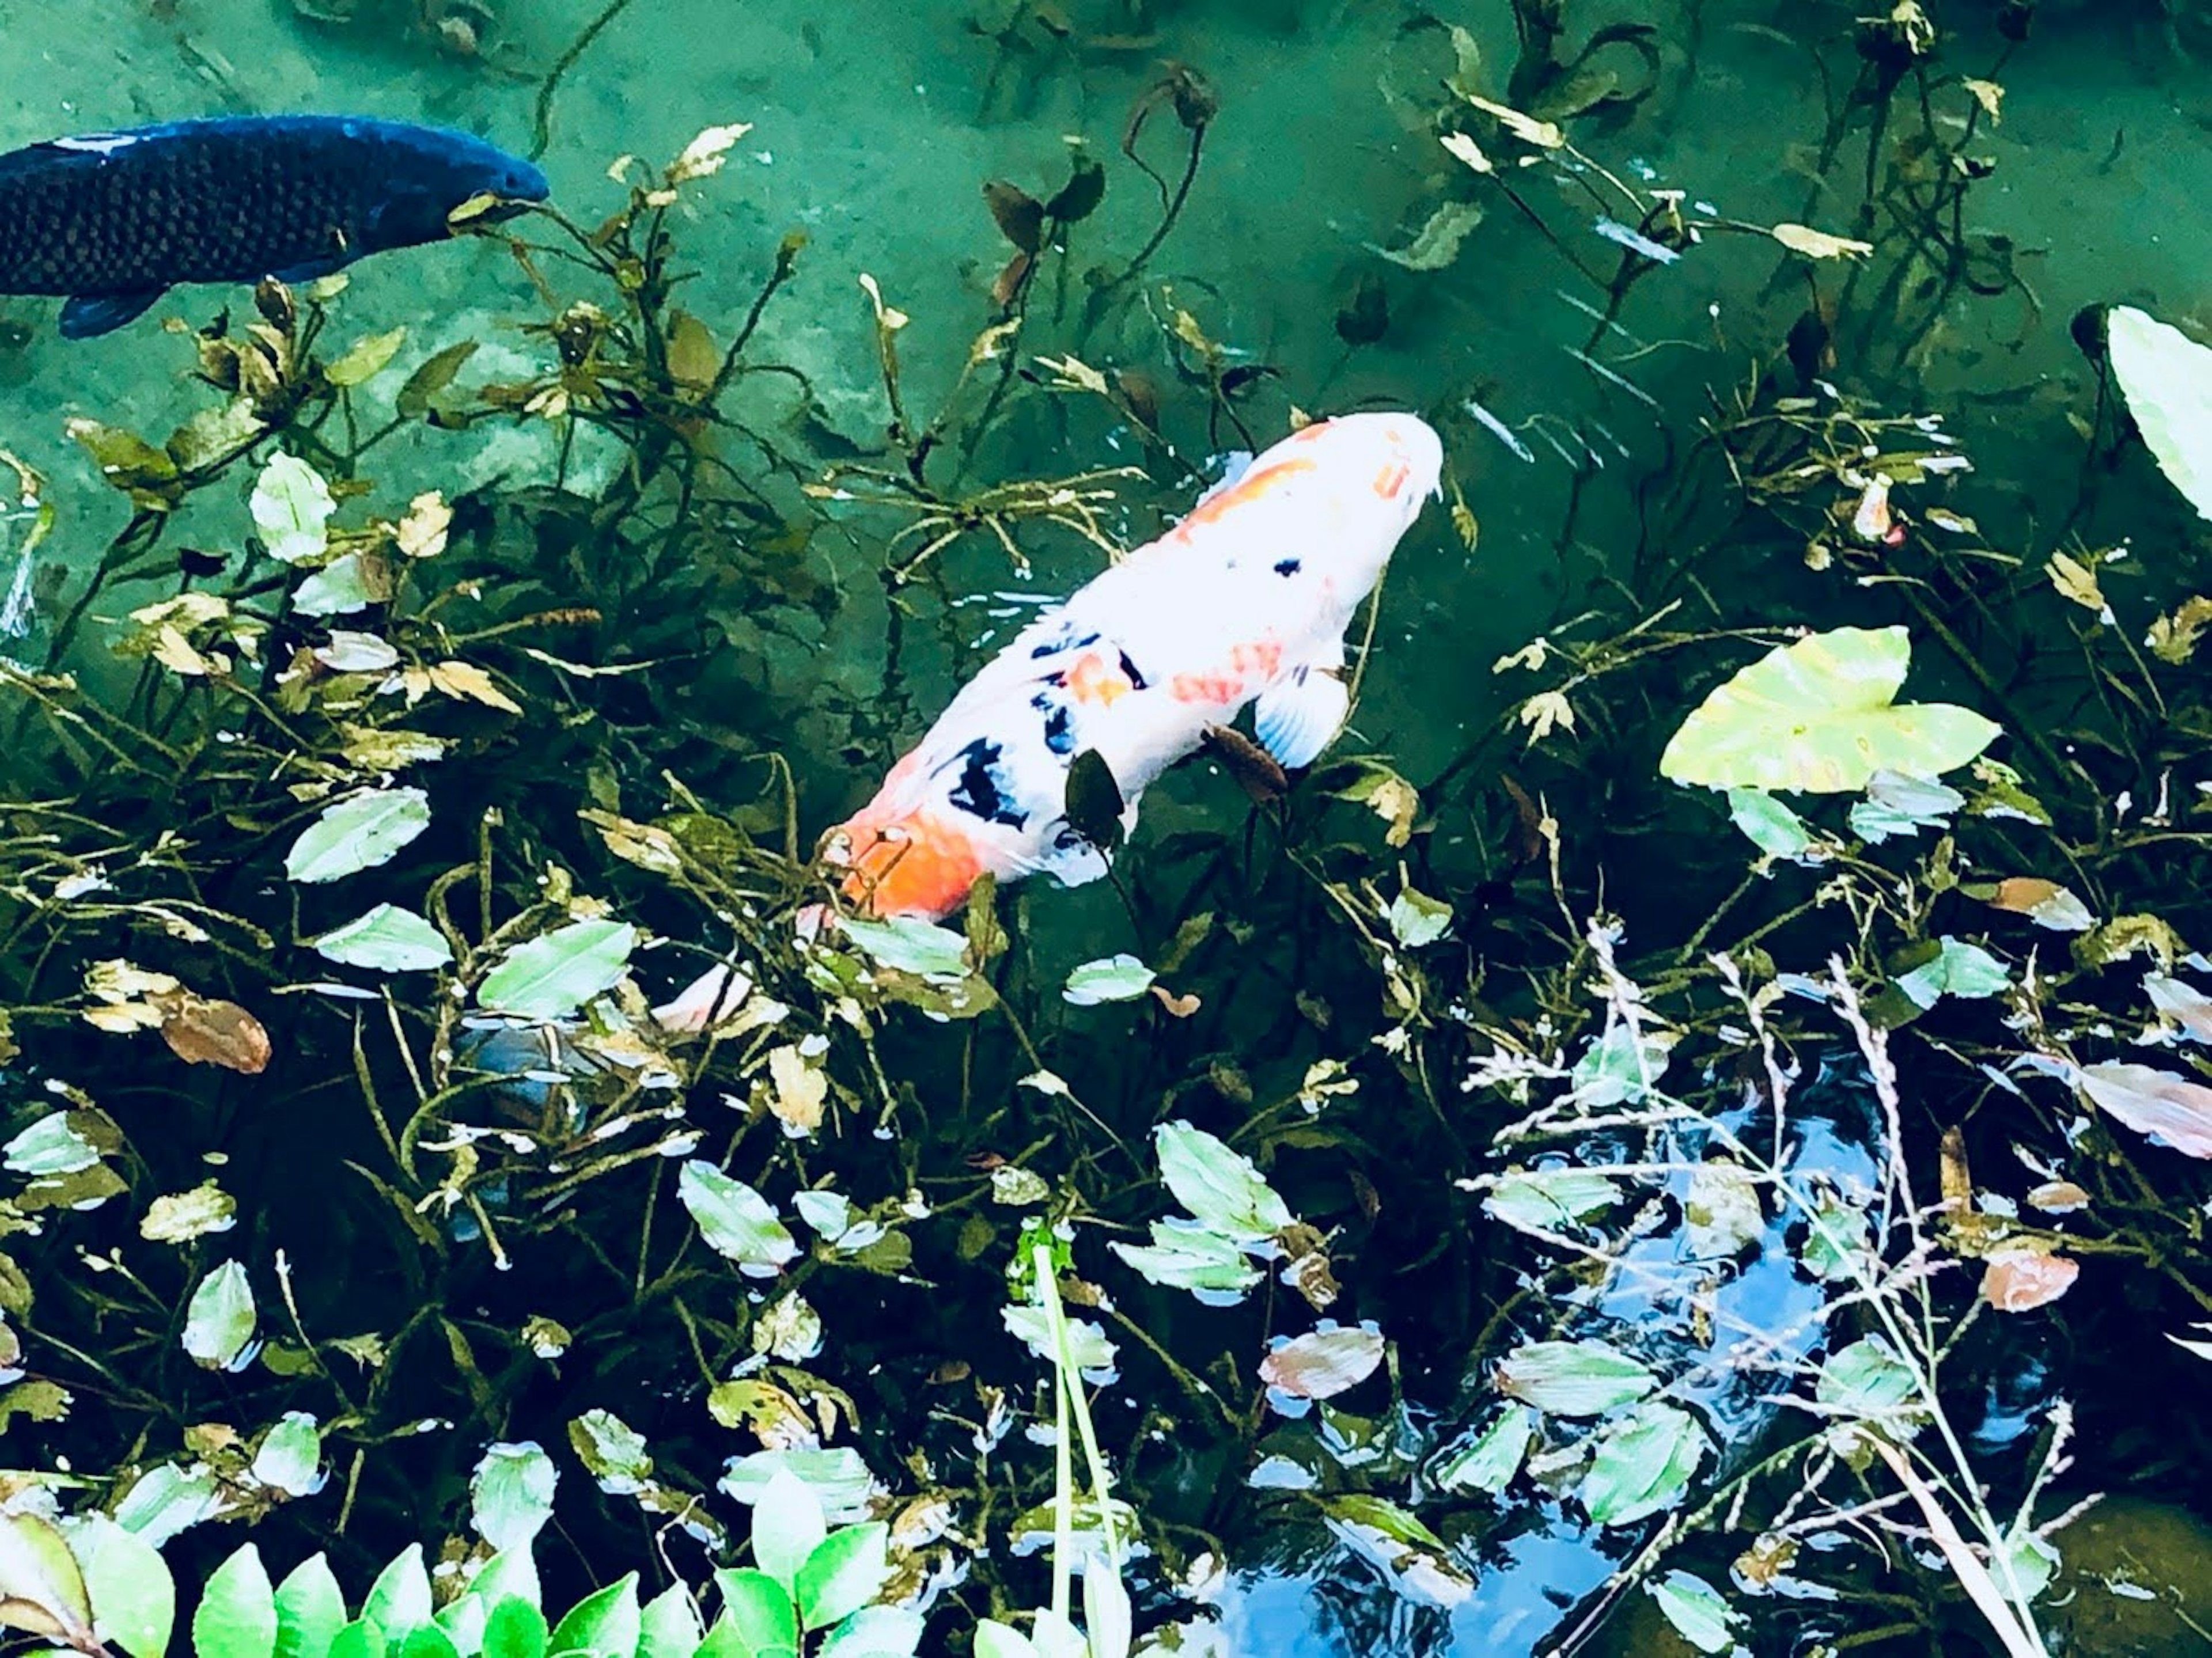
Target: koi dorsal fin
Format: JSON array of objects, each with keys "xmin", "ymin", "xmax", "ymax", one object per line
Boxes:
[{"xmin": 1252, "ymin": 666, "xmax": 1350, "ymax": 770}]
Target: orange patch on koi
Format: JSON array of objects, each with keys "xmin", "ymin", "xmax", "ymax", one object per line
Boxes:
[
  {"xmin": 1372, "ymin": 461, "xmax": 1410, "ymax": 498},
  {"xmin": 1169, "ymin": 670, "xmax": 1244, "ymax": 704},
  {"xmin": 1227, "ymin": 639, "xmax": 1283, "ymax": 678},
  {"xmin": 1174, "ymin": 457, "xmax": 1318, "ymax": 534},
  {"xmin": 1063, "ymin": 651, "xmax": 1134, "ymax": 705},
  {"xmin": 834, "ymin": 809, "xmax": 987, "ymax": 920}
]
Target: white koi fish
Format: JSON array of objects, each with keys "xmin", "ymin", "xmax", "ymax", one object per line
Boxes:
[{"xmin": 821, "ymin": 411, "xmax": 1444, "ymax": 921}]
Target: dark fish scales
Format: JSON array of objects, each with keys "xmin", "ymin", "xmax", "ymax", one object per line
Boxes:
[{"xmin": 0, "ymin": 113, "xmax": 550, "ymax": 338}]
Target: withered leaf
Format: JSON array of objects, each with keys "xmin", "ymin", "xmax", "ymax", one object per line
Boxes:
[
  {"xmin": 2079, "ymin": 1061, "xmax": 2212, "ymax": 1159},
  {"xmin": 1065, "ymin": 749, "xmax": 1126, "ymax": 851},
  {"xmin": 983, "ymin": 181, "xmax": 1044, "ymax": 253},
  {"xmin": 156, "ymin": 994, "xmax": 271, "ymax": 1075},
  {"xmin": 1044, "ymin": 154, "xmax": 1105, "ymax": 223},
  {"xmin": 1202, "ymin": 724, "xmax": 1288, "ymax": 804}
]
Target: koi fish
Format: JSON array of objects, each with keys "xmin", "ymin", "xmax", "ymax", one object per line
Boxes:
[
  {"xmin": 823, "ymin": 411, "xmax": 1444, "ymax": 921},
  {"xmin": 0, "ymin": 115, "xmax": 549, "ymax": 338}
]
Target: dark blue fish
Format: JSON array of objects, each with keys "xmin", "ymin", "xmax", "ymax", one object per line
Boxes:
[{"xmin": 0, "ymin": 114, "xmax": 550, "ymax": 339}]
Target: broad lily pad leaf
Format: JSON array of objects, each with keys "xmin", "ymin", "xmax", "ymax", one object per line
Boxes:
[
  {"xmin": 478, "ymin": 919, "xmax": 637, "ymax": 1020},
  {"xmin": 313, "ymin": 905, "xmax": 452, "ymax": 972},
  {"xmin": 836, "ymin": 915, "xmax": 970, "ymax": 980},
  {"xmin": 1647, "ymin": 1572, "xmax": 1738, "ymax": 1655},
  {"xmin": 1434, "ymin": 1405, "xmax": 1533, "ymax": 1494},
  {"xmin": 678, "ymin": 1162, "xmax": 797, "ymax": 1276},
  {"xmin": 2107, "ymin": 306, "xmax": 2212, "ymax": 522},
  {"xmin": 251, "ymin": 453, "xmax": 334, "ymax": 564},
  {"xmin": 65, "ymin": 1514, "xmax": 173, "ymax": 1658},
  {"xmin": 2078, "ymin": 1061, "xmax": 2212, "ymax": 1158},
  {"xmin": 796, "ymin": 1522, "xmax": 892, "ymax": 1631},
  {"xmin": 192, "ymin": 1545, "xmax": 276, "ymax": 1658},
  {"xmin": 0, "ymin": 1509, "xmax": 97, "ymax": 1648},
  {"xmin": 1578, "ymin": 1401, "xmax": 1707, "ymax": 1526},
  {"xmin": 1154, "ymin": 1121, "xmax": 1291, "ymax": 1242},
  {"xmin": 1485, "ymin": 1167, "xmax": 1620, "ymax": 1234},
  {"xmin": 1661, "ymin": 627, "xmax": 1999, "ymax": 793},
  {"xmin": 1259, "ymin": 1323, "xmax": 1386, "ymax": 1407},
  {"xmin": 471, "ymin": 1442, "xmax": 558, "ymax": 1554},
  {"xmin": 1495, "ymin": 1338, "xmax": 1655, "ymax": 1416},
  {"xmin": 1063, "ymin": 954, "xmax": 1155, "ymax": 1005},
  {"xmin": 285, "ymin": 788, "xmax": 431, "ymax": 883},
  {"xmin": 182, "ymin": 1259, "xmax": 256, "ymax": 1370}
]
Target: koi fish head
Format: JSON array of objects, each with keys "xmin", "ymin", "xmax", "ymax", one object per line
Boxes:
[{"xmin": 819, "ymin": 804, "xmax": 987, "ymax": 922}]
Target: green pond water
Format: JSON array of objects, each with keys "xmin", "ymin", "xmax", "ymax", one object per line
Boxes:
[{"xmin": 6, "ymin": 1, "xmax": 2212, "ymax": 1655}]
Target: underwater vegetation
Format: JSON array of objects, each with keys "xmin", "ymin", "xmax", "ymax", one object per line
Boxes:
[{"xmin": 2, "ymin": 3, "xmax": 2212, "ymax": 1657}]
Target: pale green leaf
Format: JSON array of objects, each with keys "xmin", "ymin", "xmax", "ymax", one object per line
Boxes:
[
  {"xmin": 1062, "ymin": 954, "xmax": 1154, "ymax": 1006},
  {"xmin": 1661, "ymin": 626, "xmax": 2000, "ymax": 792},
  {"xmin": 795, "ymin": 1523, "xmax": 891, "ymax": 1630},
  {"xmin": 470, "ymin": 1442, "xmax": 558, "ymax": 1555},
  {"xmin": 249, "ymin": 1413, "xmax": 324, "ymax": 1497},
  {"xmin": 1154, "ymin": 1121, "xmax": 1291, "ymax": 1242},
  {"xmin": 1109, "ymin": 1218, "xmax": 1262, "ymax": 1301},
  {"xmin": 272, "ymin": 1555, "xmax": 344, "ymax": 1658},
  {"xmin": 182, "ymin": 1259, "xmax": 256, "ymax": 1370},
  {"xmin": 1484, "ymin": 1167, "xmax": 1620, "ymax": 1234},
  {"xmin": 477, "ymin": 920, "xmax": 637, "ymax": 1020},
  {"xmin": 362, "ymin": 1545, "xmax": 432, "ymax": 1640},
  {"xmin": 192, "ymin": 1544, "xmax": 276, "ymax": 1658},
  {"xmin": 719, "ymin": 1449, "xmax": 876, "ymax": 1526},
  {"xmin": 835, "ymin": 916, "xmax": 969, "ymax": 979},
  {"xmin": 2107, "ymin": 306, "xmax": 2212, "ymax": 522},
  {"xmin": 66, "ymin": 1514, "xmax": 174, "ymax": 1658},
  {"xmin": 677, "ymin": 1162, "xmax": 797, "ymax": 1276},
  {"xmin": 251, "ymin": 453, "xmax": 334, "ymax": 564},
  {"xmin": 312, "ymin": 905, "xmax": 452, "ymax": 972},
  {"xmin": 1495, "ymin": 1338, "xmax": 1655, "ymax": 1416},
  {"xmin": 1646, "ymin": 1571, "xmax": 1737, "ymax": 1654},
  {"xmin": 1727, "ymin": 787, "xmax": 1812, "ymax": 858},
  {"xmin": 285, "ymin": 789, "xmax": 431, "ymax": 884},
  {"xmin": 1577, "ymin": 1400, "xmax": 1707, "ymax": 1526},
  {"xmin": 751, "ymin": 1470, "xmax": 826, "ymax": 1594},
  {"xmin": 710, "ymin": 1566, "xmax": 798, "ymax": 1655},
  {"xmin": 1433, "ymin": 1404, "xmax": 1533, "ymax": 1494},
  {"xmin": 0, "ymin": 1510, "xmax": 95, "ymax": 1648}
]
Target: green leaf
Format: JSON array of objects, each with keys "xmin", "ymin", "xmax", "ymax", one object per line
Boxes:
[
  {"xmin": 1578, "ymin": 1400, "xmax": 1707, "ymax": 1526},
  {"xmin": 719, "ymin": 1450, "xmax": 876, "ymax": 1526},
  {"xmin": 478, "ymin": 920, "xmax": 638, "ymax": 1020},
  {"xmin": 285, "ymin": 788, "xmax": 432, "ymax": 883},
  {"xmin": 325, "ymin": 327, "xmax": 408, "ymax": 388},
  {"xmin": 481, "ymin": 1599, "xmax": 547, "ymax": 1658},
  {"xmin": 251, "ymin": 453, "xmax": 336, "ymax": 565},
  {"xmin": 1386, "ymin": 886, "xmax": 1453, "ymax": 947},
  {"xmin": 471, "ymin": 1442, "xmax": 558, "ymax": 1555},
  {"xmin": 795, "ymin": 1524, "xmax": 891, "ymax": 1630},
  {"xmin": 815, "ymin": 1605, "xmax": 924, "ymax": 1657},
  {"xmin": 2, "ymin": 1111, "xmax": 98, "ymax": 1176},
  {"xmin": 363, "ymin": 1546, "xmax": 433, "ymax": 1641},
  {"xmin": 2107, "ymin": 306, "xmax": 2212, "ymax": 522},
  {"xmin": 1849, "ymin": 769, "xmax": 1963, "ymax": 843},
  {"xmin": 1646, "ymin": 1571, "xmax": 1737, "ymax": 1654},
  {"xmin": 546, "ymin": 1575, "xmax": 638, "ymax": 1658},
  {"xmin": 182, "ymin": 1259, "xmax": 256, "ymax": 1370},
  {"xmin": 113, "ymin": 1462, "xmax": 222, "ymax": 1546},
  {"xmin": 397, "ymin": 341, "xmax": 480, "ymax": 419},
  {"xmin": 437, "ymin": 1597, "xmax": 488, "ymax": 1657},
  {"xmin": 1109, "ymin": 1217, "xmax": 1262, "ymax": 1301},
  {"xmin": 0, "ymin": 1509, "xmax": 94, "ymax": 1644},
  {"xmin": 570, "ymin": 1410, "xmax": 654, "ymax": 1493},
  {"xmin": 193, "ymin": 1545, "xmax": 277, "ymax": 1658},
  {"xmin": 1062, "ymin": 955, "xmax": 1154, "ymax": 1006},
  {"xmin": 67, "ymin": 1513, "xmax": 174, "ymax": 1658},
  {"xmin": 710, "ymin": 1568, "xmax": 798, "ymax": 1652},
  {"xmin": 272, "ymin": 1555, "xmax": 345, "ymax": 1658},
  {"xmin": 751, "ymin": 1471, "xmax": 826, "ymax": 1594},
  {"xmin": 638, "ymin": 1587, "xmax": 702, "ymax": 1658},
  {"xmin": 1154, "ymin": 1121, "xmax": 1291, "ymax": 1242},
  {"xmin": 1894, "ymin": 936, "xmax": 2010, "ymax": 1010},
  {"xmin": 1816, "ymin": 1335, "xmax": 1923, "ymax": 1421},
  {"xmin": 467, "ymin": 1551, "xmax": 541, "ymax": 1615},
  {"xmin": 327, "ymin": 1619, "xmax": 385, "ymax": 1658},
  {"xmin": 1495, "ymin": 1339, "xmax": 1656, "ymax": 1417},
  {"xmin": 835, "ymin": 916, "xmax": 970, "ymax": 980},
  {"xmin": 1376, "ymin": 199, "xmax": 1483, "ymax": 271},
  {"xmin": 973, "ymin": 1625, "xmax": 1039, "ymax": 1658},
  {"xmin": 1800, "ymin": 1193, "xmax": 1872, "ymax": 1281},
  {"xmin": 294, "ymin": 552, "xmax": 385, "ymax": 617},
  {"xmin": 399, "ymin": 1623, "xmax": 461, "ymax": 1658},
  {"xmin": 312, "ymin": 904, "xmax": 453, "ymax": 973},
  {"xmin": 1483, "ymin": 1167, "xmax": 1620, "ymax": 1235},
  {"xmin": 250, "ymin": 1412, "xmax": 324, "ymax": 1496},
  {"xmin": 1726, "ymin": 787, "xmax": 1812, "ymax": 858},
  {"xmin": 677, "ymin": 1162, "xmax": 798, "ymax": 1276},
  {"xmin": 1660, "ymin": 626, "xmax": 2000, "ymax": 792},
  {"xmin": 69, "ymin": 417, "xmax": 181, "ymax": 504},
  {"xmin": 1433, "ymin": 1404, "xmax": 1533, "ymax": 1494}
]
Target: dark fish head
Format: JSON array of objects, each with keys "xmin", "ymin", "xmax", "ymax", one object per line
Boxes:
[{"xmin": 357, "ymin": 122, "xmax": 550, "ymax": 254}]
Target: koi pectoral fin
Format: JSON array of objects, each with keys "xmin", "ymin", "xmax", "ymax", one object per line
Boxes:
[
  {"xmin": 1253, "ymin": 666, "xmax": 1351, "ymax": 770},
  {"xmin": 60, "ymin": 288, "xmax": 165, "ymax": 338}
]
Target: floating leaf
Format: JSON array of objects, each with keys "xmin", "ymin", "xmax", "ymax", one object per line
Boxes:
[
  {"xmin": 1109, "ymin": 1218, "xmax": 1262, "ymax": 1302},
  {"xmin": 678, "ymin": 1162, "xmax": 797, "ymax": 1276},
  {"xmin": 2106, "ymin": 306, "xmax": 2212, "ymax": 522},
  {"xmin": 1893, "ymin": 936, "xmax": 2010, "ymax": 1010},
  {"xmin": 1771, "ymin": 222, "xmax": 1873, "ymax": 259},
  {"xmin": 160, "ymin": 995, "xmax": 272, "ymax": 1075},
  {"xmin": 426, "ymin": 660, "xmax": 523, "ymax": 715},
  {"xmin": 1259, "ymin": 1324, "xmax": 1385, "ymax": 1403},
  {"xmin": 1484, "ymin": 1167, "xmax": 1620, "ymax": 1234},
  {"xmin": 720, "ymin": 1448, "xmax": 877, "ymax": 1527},
  {"xmin": 1646, "ymin": 1572, "xmax": 1737, "ymax": 1655},
  {"xmin": 836, "ymin": 915, "xmax": 970, "ymax": 980},
  {"xmin": 1849, "ymin": 769, "xmax": 1964, "ymax": 843},
  {"xmin": 397, "ymin": 343, "xmax": 479, "ymax": 419},
  {"xmin": 1684, "ymin": 1162, "xmax": 1764, "ymax": 1260},
  {"xmin": 1377, "ymin": 200, "xmax": 1483, "ymax": 271},
  {"xmin": 1063, "ymin": 954, "xmax": 1154, "ymax": 1006},
  {"xmin": 285, "ymin": 789, "xmax": 431, "ymax": 883},
  {"xmin": 1434, "ymin": 1405, "xmax": 1533, "ymax": 1494},
  {"xmin": 478, "ymin": 919, "xmax": 637, "ymax": 1021},
  {"xmin": 324, "ymin": 327, "xmax": 407, "ymax": 388},
  {"xmin": 1976, "ymin": 877, "xmax": 2094, "ymax": 932},
  {"xmin": 248, "ymin": 1414, "xmax": 323, "ymax": 1498},
  {"xmin": 1496, "ymin": 1340, "xmax": 1654, "ymax": 1416},
  {"xmin": 1728, "ymin": 787, "xmax": 1812, "ymax": 858},
  {"xmin": 313, "ymin": 905, "xmax": 452, "ymax": 972},
  {"xmin": 1980, "ymin": 1247, "xmax": 2080, "ymax": 1312},
  {"xmin": 1660, "ymin": 626, "xmax": 2000, "ymax": 793},
  {"xmin": 471, "ymin": 1443, "xmax": 558, "ymax": 1555},
  {"xmin": 1387, "ymin": 886, "xmax": 1453, "ymax": 947},
  {"xmin": 1154, "ymin": 1122, "xmax": 1291, "ymax": 1242},
  {"xmin": 1462, "ymin": 92, "xmax": 1563, "ymax": 147},
  {"xmin": 251, "ymin": 453, "xmax": 335, "ymax": 564},
  {"xmin": 1578, "ymin": 1401, "xmax": 1707, "ymax": 1526},
  {"xmin": 983, "ymin": 181, "xmax": 1044, "ymax": 253},
  {"xmin": 2078, "ymin": 1061, "xmax": 2212, "ymax": 1158},
  {"xmin": 182, "ymin": 1261, "xmax": 256, "ymax": 1370},
  {"xmin": 1816, "ymin": 1336, "xmax": 1921, "ymax": 1420},
  {"xmin": 1001, "ymin": 1304, "xmax": 1116, "ymax": 1372}
]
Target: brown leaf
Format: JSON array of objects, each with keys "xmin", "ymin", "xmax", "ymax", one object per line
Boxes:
[
  {"xmin": 1149, "ymin": 984, "xmax": 1202, "ymax": 1018},
  {"xmin": 2026, "ymin": 1181, "xmax": 2089, "ymax": 1215},
  {"xmin": 990, "ymin": 251, "xmax": 1032, "ymax": 311},
  {"xmin": 1202, "ymin": 724, "xmax": 1288, "ymax": 804},
  {"xmin": 1980, "ymin": 1247, "xmax": 2078, "ymax": 1312},
  {"xmin": 156, "ymin": 994, "xmax": 271, "ymax": 1075},
  {"xmin": 1259, "ymin": 1325, "xmax": 1385, "ymax": 1401},
  {"xmin": 2078, "ymin": 1061, "xmax": 2212, "ymax": 1158},
  {"xmin": 983, "ymin": 181, "xmax": 1044, "ymax": 253},
  {"xmin": 1980, "ymin": 876, "xmax": 2094, "ymax": 931}
]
